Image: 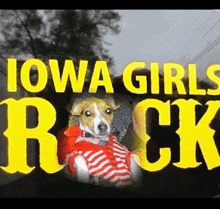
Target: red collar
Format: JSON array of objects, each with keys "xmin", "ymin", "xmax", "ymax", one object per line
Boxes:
[
  {"xmin": 80, "ymin": 130, "xmax": 114, "ymax": 146},
  {"xmin": 64, "ymin": 125, "xmax": 114, "ymax": 146},
  {"xmin": 80, "ymin": 130, "xmax": 99, "ymax": 139}
]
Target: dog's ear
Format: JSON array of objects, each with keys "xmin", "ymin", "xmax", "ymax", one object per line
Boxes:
[
  {"xmin": 66, "ymin": 98, "xmax": 83, "ymax": 116},
  {"xmin": 104, "ymin": 94, "xmax": 121, "ymax": 111}
]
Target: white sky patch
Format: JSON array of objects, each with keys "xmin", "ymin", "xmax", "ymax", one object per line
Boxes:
[{"xmin": 104, "ymin": 10, "xmax": 220, "ymax": 79}]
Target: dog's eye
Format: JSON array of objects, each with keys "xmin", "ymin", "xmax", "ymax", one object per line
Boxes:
[
  {"xmin": 85, "ymin": 110, "xmax": 92, "ymax": 116},
  {"xmin": 105, "ymin": 108, "xmax": 112, "ymax": 115}
]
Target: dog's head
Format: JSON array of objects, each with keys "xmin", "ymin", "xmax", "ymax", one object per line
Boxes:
[{"xmin": 66, "ymin": 95, "xmax": 121, "ymax": 137}]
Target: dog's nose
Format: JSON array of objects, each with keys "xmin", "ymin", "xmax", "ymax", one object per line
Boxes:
[{"xmin": 98, "ymin": 123, "xmax": 108, "ymax": 132}]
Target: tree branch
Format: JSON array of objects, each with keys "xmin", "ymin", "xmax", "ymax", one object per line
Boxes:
[{"xmin": 13, "ymin": 11, "xmax": 38, "ymax": 58}]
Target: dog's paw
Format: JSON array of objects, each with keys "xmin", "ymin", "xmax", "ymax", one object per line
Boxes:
[
  {"xmin": 74, "ymin": 155, "xmax": 90, "ymax": 183},
  {"xmin": 130, "ymin": 154, "xmax": 142, "ymax": 186}
]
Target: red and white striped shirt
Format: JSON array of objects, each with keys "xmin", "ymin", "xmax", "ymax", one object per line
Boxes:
[{"xmin": 57, "ymin": 125, "xmax": 133, "ymax": 187}]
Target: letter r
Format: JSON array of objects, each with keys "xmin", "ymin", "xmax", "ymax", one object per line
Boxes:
[{"xmin": 0, "ymin": 98, "xmax": 63, "ymax": 174}]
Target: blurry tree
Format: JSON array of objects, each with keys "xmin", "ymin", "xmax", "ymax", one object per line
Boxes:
[{"xmin": 0, "ymin": 10, "xmax": 121, "ymax": 67}]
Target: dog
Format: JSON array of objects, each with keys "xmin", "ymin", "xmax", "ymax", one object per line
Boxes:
[
  {"xmin": 66, "ymin": 95, "xmax": 120, "ymax": 141},
  {"xmin": 58, "ymin": 95, "xmax": 140, "ymax": 187}
]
